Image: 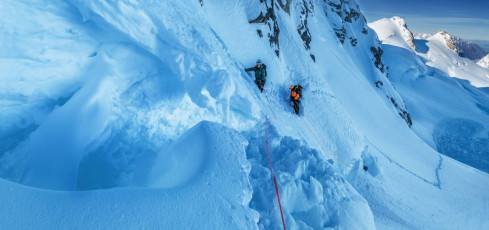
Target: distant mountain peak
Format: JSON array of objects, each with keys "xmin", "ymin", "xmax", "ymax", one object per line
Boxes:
[
  {"xmin": 414, "ymin": 33, "xmax": 432, "ymax": 40},
  {"xmin": 369, "ymin": 16, "xmax": 416, "ymax": 50},
  {"xmin": 478, "ymin": 54, "xmax": 489, "ymax": 68},
  {"xmin": 390, "ymin": 16, "xmax": 416, "ymax": 50},
  {"xmin": 434, "ymin": 30, "xmax": 488, "ymax": 60},
  {"xmin": 436, "ymin": 30, "xmax": 459, "ymax": 54}
]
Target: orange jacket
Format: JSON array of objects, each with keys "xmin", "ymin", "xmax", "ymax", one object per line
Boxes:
[{"xmin": 290, "ymin": 90, "xmax": 300, "ymax": 100}]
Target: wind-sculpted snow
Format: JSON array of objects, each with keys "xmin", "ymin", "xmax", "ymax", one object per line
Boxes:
[
  {"xmin": 0, "ymin": 121, "xmax": 260, "ymax": 229},
  {"xmin": 1, "ymin": 0, "xmax": 261, "ymax": 190}
]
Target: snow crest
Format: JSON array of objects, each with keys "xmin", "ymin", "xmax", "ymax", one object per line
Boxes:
[{"xmin": 368, "ymin": 16, "xmax": 416, "ymax": 50}]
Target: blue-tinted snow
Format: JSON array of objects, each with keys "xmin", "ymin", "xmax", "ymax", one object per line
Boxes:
[{"xmin": 1, "ymin": 0, "xmax": 489, "ymax": 229}]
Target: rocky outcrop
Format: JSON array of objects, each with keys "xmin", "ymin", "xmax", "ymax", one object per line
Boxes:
[
  {"xmin": 438, "ymin": 30, "xmax": 459, "ymax": 54},
  {"xmin": 391, "ymin": 17, "xmax": 416, "ymax": 50},
  {"xmin": 297, "ymin": 0, "xmax": 314, "ymax": 60},
  {"xmin": 247, "ymin": 0, "xmax": 412, "ymax": 128},
  {"xmin": 249, "ymin": 0, "xmax": 281, "ymax": 57},
  {"xmin": 324, "ymin": 0, "xmax": 365, "ymax": 44}
]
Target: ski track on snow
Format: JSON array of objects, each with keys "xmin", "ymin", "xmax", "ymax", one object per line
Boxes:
[{"xmin": 367, "ymin": 139, "xmax": 442, "ymax": 189}]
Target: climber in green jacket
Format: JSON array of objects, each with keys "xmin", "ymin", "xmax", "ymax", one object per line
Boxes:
[{"xmin": 245, "ymin": 59, "xmax": 267, "ymax": 92}]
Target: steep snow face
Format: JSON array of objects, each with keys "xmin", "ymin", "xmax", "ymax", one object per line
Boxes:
[
  {"xmin": 0, "ymin": 0, "xmax": 380, "ymax": 228},
  {"xmin": 478, "ymin": 54, "xmax": 489, "ymax": 68},
  {"xmin": 369, "ymin": 16, "xmax": 416, "ymax": 50}
]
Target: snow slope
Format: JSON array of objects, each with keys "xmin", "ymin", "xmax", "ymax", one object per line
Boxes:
[
  {"xmin": 1, "ymin": 1, "xmax": 489, "ymax": 230},
  {"xmin": 369, "ymin": 17, "xmax": 489, "ymax": 173}
]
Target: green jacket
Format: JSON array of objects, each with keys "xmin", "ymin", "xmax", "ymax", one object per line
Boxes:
[{"xmin": 245, "ymin": 64, "xmax": 267, "ymax": 81}]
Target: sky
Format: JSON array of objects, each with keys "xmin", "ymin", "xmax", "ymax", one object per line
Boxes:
[{"xmin": 356, "ymin": 0, "xmax": 489, "ymax": 48}]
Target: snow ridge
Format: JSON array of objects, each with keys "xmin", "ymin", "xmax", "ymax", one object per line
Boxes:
[
  {"xmin": 368, "ymin": 16, "xmax": 416, "ymax": 50},
  {"xmin": 478, "ymin": 54, "xmax": 489, "ymax": 68}
]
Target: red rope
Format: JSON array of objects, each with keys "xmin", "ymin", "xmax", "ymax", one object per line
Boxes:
[
  {"xmin": 273, "ymin": 176, "xmax": 286, "ymax": 230},
  {"xmin": 265, "ymin": 116, "xmax": 286, "ymax": 230},
  {"xmin": 260, "ymin": 85, "xmax": 405, "ymax": 229}
]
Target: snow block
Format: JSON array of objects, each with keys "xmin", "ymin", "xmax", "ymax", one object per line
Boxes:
[{"xmin": 245, "ymin": 125, "xmax": 375, "ymax": 230}]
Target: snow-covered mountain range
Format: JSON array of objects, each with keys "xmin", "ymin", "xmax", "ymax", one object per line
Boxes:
[
  {"xmin": 415, "ymin": 31, "xmax": 489, "ymax": 61},
  {"xmin": 1, "ymin": 0, "xmax": 488, "ymax": 229},
  {"xmin": 370, "ymin": 15, "xmax": 489, "ymax": 174}
]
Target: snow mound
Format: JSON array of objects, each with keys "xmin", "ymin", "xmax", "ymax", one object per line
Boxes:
[
  {"xmin": 368, "ymin": 16, "xmax": 416, "ymax": 51},
  {"xmin": 0, "ymin": 121, "xmax": 259, "ymax": 229}
]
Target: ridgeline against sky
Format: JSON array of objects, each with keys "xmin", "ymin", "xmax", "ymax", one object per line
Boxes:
[{"xmin": 357, "ymin": 0, "xmax": 489, "ymax": 42}]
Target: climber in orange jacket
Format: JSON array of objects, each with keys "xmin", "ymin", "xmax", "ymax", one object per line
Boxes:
[{"xmin": 289, "ymin": 85, "xmax": 303, "ymax": 115}]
